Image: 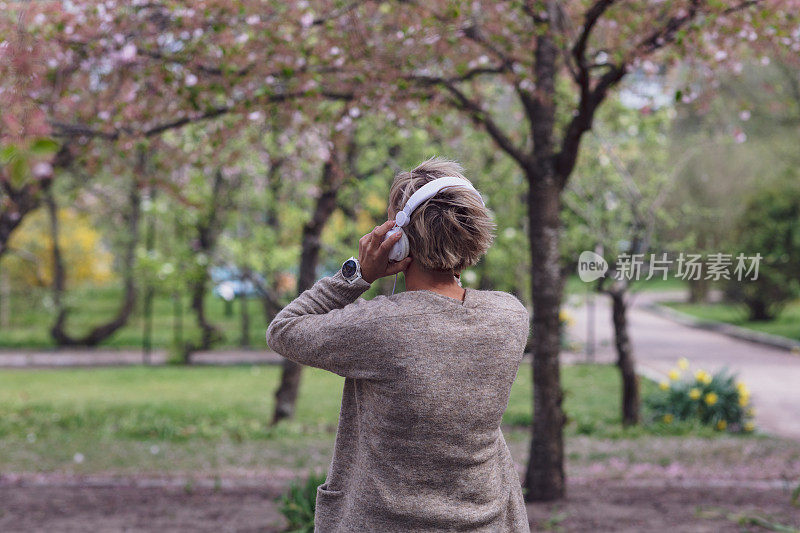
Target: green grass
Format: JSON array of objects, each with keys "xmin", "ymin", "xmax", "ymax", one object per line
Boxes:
[
  {"xmin": 664, "ymin": 300, "xmax": 800, "ymax": 343},
  {"xmin": 509, "ymin": 363, "xmax": 720, "ymax": 439},
  {"xmin": 564, "ymin": 274, "xmax": 688, "ymax": 296},
  {"xmin": 0, "ymin": 284, "xmax": 269, "ymax": 349},
  {"xmin": 1, "ymin": 277, "xmax": 689, "ymax": 349},
  {"xmin": 0, "ymin": 363, "xmax": 727, "ymax": 475}
]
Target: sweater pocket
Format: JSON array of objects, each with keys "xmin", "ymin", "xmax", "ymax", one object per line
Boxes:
[{"xmin": 315, "ymin": 483, "xmax": 345, "ymax": 530}]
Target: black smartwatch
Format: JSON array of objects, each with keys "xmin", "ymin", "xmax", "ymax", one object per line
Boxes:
[{"xmin": 341, "ymin": 256, "xmax": 363, "ymax": 284}]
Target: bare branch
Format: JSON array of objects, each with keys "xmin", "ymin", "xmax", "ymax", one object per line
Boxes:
[
  {"xmin": 49, "ymin": 90, "xmax": 354, "ymax": 141},
  {"xmin": 634, "ymin": 0, "xmax": 758, "ymax": 58},
  {"xmin": 571, "ymin": 0, "xmax": 616, "ymax": 83},
  {"xmin": 413, "ymin": 76, "xmax": 529, "ymax": 168},
  {"xmin": 462, "ymin": 22, "xmax": 517, "ymax": 72}
]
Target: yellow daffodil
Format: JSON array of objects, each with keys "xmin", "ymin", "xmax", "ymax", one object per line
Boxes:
[
  {"xmin": 716, "ymin": 419, "xmax": 727, "ymax": 430},
  {"xmin": 695, "ymin": 369, "xmax": 712, "ymax": 385},
  {"xmin": 663, "ymin": 414, "xmax": 674, "ymax": 424},
  {"xmin": 704, "ymin": 392, "xmax": 718, "ymax": 406},
  {"xmin": 738, "ymin": 393, "xmax": 750, "ymax": 407},
  {"xmin": 744, "ymin": 422, "xmax": 755, "ymax": 432},
  {"xmin": 689, "ymin": 388, "xmax": 701, "ymax": 400},
  {"xmin": 746, "ymin": 408, "xmax": 756, "ymax": 417},
  {"xmin": 659, "ymin": 381, "xmax": 670, "ymax": 391},
  {"xmin": 736, "ymin": 382, "xmax": 749, "ymax": 395},
  {"xmin": 668, "ymin": 369, "xmax": 681, "ymax": 381},
  {"xmin": 677, "ymin": 357, "xmax": 690, "ymax": 370}
]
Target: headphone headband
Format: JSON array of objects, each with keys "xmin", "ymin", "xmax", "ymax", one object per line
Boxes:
[{"xmin": 395, "ymin": 176, "xmax": 484, "ymax": 227}]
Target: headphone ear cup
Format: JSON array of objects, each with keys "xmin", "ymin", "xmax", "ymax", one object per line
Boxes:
[{"xmin": 386, "ymin": 227, "xmax": 409, "ymax": 262}]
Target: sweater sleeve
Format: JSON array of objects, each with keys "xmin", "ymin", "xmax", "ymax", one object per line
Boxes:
[{"xmin": 266, "ymin": 270, "xmax": 390, "ymax": 380}]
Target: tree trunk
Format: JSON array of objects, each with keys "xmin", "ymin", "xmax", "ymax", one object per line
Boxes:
[
  {"xmin": 524, "ymin": 7, "xmax": 567, "ymax": 501},
  {"xmin": 0, "ymin": 182, "xmax": 46, "ymax": 259},
  {"xmin": 256, "ymin": 277, "xmax": 283, "ymax": 331},
  {"xmin": 45, "ymin": 189, "xmax": 66, "ymax": 310},
  {"xmin": 609, "ymin": 286, "xmax": 639, "ymax": 426},
  {"xmin": 181, "ymin": 168, "xmax": 241, "ymax": 362},
  {"xmin": 688, "ymin": 278, "xmax": 710, "ymax": 303},
  {"xmin": 524, "ymin": 173, "xmax": 567, "ymax": 502},
  {"xmin": 272, "ymin": 139, "xmax": 348, "ymax": 424},
  {"xmin": 254, "ymin": 161, "xmax": 286, "ymax": 327},
  {"xmin": 239, "ymin": 272, "xmax": 251, "ymax": 347},
  {"xmin": 173, "ymin": 291, "xmax": 183, "ymax": 350},
  {"xmin": 185, "ymin": 272, "xmax": 222, "ymax": 360},
  {"xmin": 142, "ymin": 185, "xmax": 157, "ymax": 363},
  {"xmin": 746, "ymin": 298, "xmax": 773, "ymax": 321},
  {"xmin": 49, "ymin": 176, "xmax": 140, "ymax": 346},
  {"xmin": 0, "ymin": 268, "xmax": 9, "ymax": 329},
  {"xmin": 0, "ymin": 146, "xmax": 70, "ymax": 259}
]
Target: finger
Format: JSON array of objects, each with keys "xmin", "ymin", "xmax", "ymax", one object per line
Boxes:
[
  {"xmin": 365, "ymin": 225, "xmax": 380, "ymax": 247},
  {"xmin": 377, "ymin": 230, "xmax": 403, "ymax": 254},
  {"xmin": 385, "ymin": 257, "xmax": 413, "ymax": 276},
  {"xmin": 372, "ymin": 219, "xmax": 396, "ymax": 240}
]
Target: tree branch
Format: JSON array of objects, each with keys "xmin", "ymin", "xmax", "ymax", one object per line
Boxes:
[
  {"xmin": 49, "ymin": 90, "xmax": 354, "ymax": 141},
  {"xmin": 571, "ymin": 0, "xmax": 616, "ymax": 85},
  {"xmin": 462, "ymin": 21, "xmax": 518, "ymax": 72},
  {"xmin": 554, "ymin": 0, "xmax": 759, "ymax": 188},
  {"xmin": 414, "ymin": 76, "xmax": 529, "ymax": 168}
]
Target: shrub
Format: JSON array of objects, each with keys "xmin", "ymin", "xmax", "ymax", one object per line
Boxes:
[
  {"xmin": 726, "ymin": 169, "xmax": 800, "ymax": 321},
  {"xmin": 645, "ymin": 358, "xmax": 755, "ymax": 433},
  {"xmin": 278, "ymin": 471, "xmax": 328, "ymax": 533}
]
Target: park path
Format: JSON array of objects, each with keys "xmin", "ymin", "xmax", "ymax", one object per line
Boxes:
[{"xmin": 563, "ymin": 290, "xmax": 800, "ymax": 440}]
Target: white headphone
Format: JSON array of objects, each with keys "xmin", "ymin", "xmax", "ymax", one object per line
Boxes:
[{"xmin": 383, "ymin": 176, "xmax": 485, "ymax": 262}]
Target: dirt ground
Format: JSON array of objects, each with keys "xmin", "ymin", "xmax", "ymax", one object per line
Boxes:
[
  {"xmin": 0, "ymin": 482, "xmax": 287, "ymax": 533},
  {"xmin": 526, "ymin": 481, "xmax": 800, "ymax": 532},
  {"xmin": 1, "ymin": 477, "xmax": 798, "ymax": 532}
]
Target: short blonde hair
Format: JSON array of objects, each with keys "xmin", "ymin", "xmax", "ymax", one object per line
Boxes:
[{"xmin": 388, "ymin": 157, "xmax": 495, "ymax": 274}]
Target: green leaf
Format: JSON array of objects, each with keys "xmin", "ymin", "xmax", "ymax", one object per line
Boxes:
[
  {"xmin": 9, "ymin": 157, "xmax": 29, "ymax": 188},
  {"xmin": 0, "ymin": 144, "xmax": 19, "ymax": 164},
  {"xmin": 30, "ymin": 137, "xmax": 60, "ymax": 156}
]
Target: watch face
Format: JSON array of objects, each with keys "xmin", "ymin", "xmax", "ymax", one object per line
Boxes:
[{"xmin": 342, "ymin": 259, "xmax": 357, "ymax": 278}]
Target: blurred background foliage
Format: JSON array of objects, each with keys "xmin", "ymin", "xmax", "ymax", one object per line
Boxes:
[{"xmin": 1, "ymin": 51, "xmax": 799, "ymax": 350}]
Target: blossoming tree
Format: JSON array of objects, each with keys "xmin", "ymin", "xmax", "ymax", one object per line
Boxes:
[{"xmin": 336, "ymin": 0, "xmax": 799, "ymax": 500}]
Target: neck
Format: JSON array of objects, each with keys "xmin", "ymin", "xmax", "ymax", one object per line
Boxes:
[{"xmin": 404, "ymin": 260, "xmax": 465, "ymax": 300}]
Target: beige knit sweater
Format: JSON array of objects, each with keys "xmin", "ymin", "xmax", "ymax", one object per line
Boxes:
[{"xmin": 266, "ymin": 270, "xmax": 531, "ymax": 532}]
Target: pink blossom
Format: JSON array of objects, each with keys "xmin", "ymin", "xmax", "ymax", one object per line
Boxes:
[
  {"xmin": 118, "ymin": 43, "xmax": 136, "ymax": 63},
  {"xmin": 300, "ymin": 12, "xmax": 314, "ymax": 28},
  {"xmin": 33, "ymin": 162, "xmax": 52, "ymax": 179}
]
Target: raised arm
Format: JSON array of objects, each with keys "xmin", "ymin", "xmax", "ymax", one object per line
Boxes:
[
  {"xmin": 266, "ymin": 219, "xmax": 412, "ymax": 379},
  {"xmin": 266, "ymin": 271, "xmax": 378, "ymax": 378}
]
